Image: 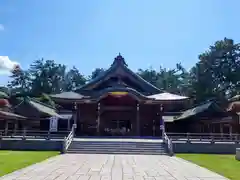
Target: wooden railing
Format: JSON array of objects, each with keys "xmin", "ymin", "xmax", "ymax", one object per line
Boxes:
[
  {"xmin": 167, "ymin": 132, "xmax": 240, "ymax": 143},
  {"xmin": 163, "ymin": 132, "xmax": 174, "ymax": 156},
  {"xmin": 0, "ymin": 129, "xmax": 70, "ymax": 140},
  {"xmin": 62, "ymin": 124, "xmax": 76, "ymax": 153}
]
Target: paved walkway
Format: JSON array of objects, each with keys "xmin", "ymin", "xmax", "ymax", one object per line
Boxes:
[{"xmin": 1, "ymin": 154, "xmax": 228, "ymax": 180}]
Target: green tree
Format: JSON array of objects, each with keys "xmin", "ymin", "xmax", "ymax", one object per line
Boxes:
[
  {"xmin": 30, "ymin": 59, "xmax": 66, "ymax": 95},
  {"xmin": 137, "ymin": 64, "xmax": 189, "ymax": 95},
  {"xmin": 189, "ymin": 38, "xmax": 240, "ymax": 102},
  {"xmin": 90, "ymin": 68, "xmax": 105, "ymax": 80},
  {"xmin": 137, "ymin": 67, "xmax": 159, "ymax": 87},
  {"xmin": 7, "ymin": 68, "xmax": 31, "ymax": 94},
  {"xmin": 64, "ymin": 66, "xmax": 86, "ymax": 91}
]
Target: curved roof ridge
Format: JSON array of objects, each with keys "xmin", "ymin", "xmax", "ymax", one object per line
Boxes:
[
  {"xmin": 76, "ymin": 54, "xmax": 162, "ymax": 93},
  {"xmin": 123, "ymin": 64, "xmax": 161, "ymax": 92},
  {"xmin": 95, "ymin": 86, "xmax": 151, "ymax": 100}
]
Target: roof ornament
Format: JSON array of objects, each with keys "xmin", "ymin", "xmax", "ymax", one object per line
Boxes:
[{"xmin": 111, "ymin": 53, "xmax": 128, "ymax": 66}]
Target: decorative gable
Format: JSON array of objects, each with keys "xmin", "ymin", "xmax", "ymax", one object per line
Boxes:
[{"xmin": 77, "ymin": 54, "xmax": 161, "ymax": 95}]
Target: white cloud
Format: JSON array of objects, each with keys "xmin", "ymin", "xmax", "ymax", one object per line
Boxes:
[
  {"xmin": 0, "ymin": 56, "xmax": 19, "ymax": 75},
  {"xmin": 0, "ymin": 24, "xmax": 4, "ymax": 31}
]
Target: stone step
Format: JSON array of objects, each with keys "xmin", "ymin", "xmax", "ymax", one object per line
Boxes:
[
  {"xmin": 71, "ymin": 141, "xmax": 165, "ymax": 145},
  {"xmin": 71, "ymin": 143, "xmax": 164, "ymax": 146},
  {"xmin": 72, "ymin": 143, "xmax": 164, "ymax": 148},
  {"xmin": 69, "ymin": 146, "xmax": 165, "ymax": 150},
  {"xmin": 70, "ymin": 144, "xmax": 165, "ymax": 148},
  {"xmin": 71, "ymin": 142, "xmax": 164, "ymax": 146},
  {"xmin": 68, "ymin": 147, "xmax": 165, "ymax": 151},
  {"xmin": 69, "ymin": 146, "xmax": 165, "ymax": 149},
  {"xmin": 67, "ymin": 139, "xmax": 168, "ymax": 155},
  {"xmin": 67, "ymin": 149, "xmax": 167, "ymax": 155}
]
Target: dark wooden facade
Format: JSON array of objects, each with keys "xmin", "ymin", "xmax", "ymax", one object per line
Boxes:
[
  {"xmin": 167, "ymin": 101, "xmax": 240, "ymax": 134},
  {"xmin": 51, "ymin": 54, "xmax": 190, "ymax": 137}
]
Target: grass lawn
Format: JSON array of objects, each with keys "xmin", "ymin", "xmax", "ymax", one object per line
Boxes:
[
  {"xmin": 0, "ymin": 151, "xmax": 59, "ymax": 177},
  {"xmin": 177, "ymin": 154, "xmax": 240, "ymax": 180}
]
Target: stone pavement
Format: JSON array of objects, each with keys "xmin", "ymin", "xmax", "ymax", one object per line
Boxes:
[{"xmin": 1, "ymin": 154, "xmax": 229, "ymax": 180}]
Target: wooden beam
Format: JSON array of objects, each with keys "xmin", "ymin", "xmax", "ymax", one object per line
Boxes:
[
  {"xmin": 136, "ymin": 103, "xmax": 140, "ymax": 136},
  {"xmin": 101, "ymin": 106, "xmax": 134, "ymax": 111},
  {"xmin": 4, "ymin": 120, "xmax": 8, "ymax": 136},
  {"xmin": 97, "ymin": 103, "xmax": 101, "ymax": 135}
]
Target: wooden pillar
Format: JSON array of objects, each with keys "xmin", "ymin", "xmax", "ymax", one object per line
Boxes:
[
  {"xmin": 160, "ymin": 104, "xmax": 164, "ymax": 137},
  {"xmin": 73, "ymin": 102, "xmax": 77, "ymax": 135},
  {"xmin": 153, "ymin": 119, "xmax": 155, "ymax": 136},
  {"xmin": 78, "ymin": 104, "xmax": 82, "ymax": 132},
  {"xmin": 97, "ymin": 103, "xmax": 100, "ymax": 135},
  {"xmin": 220, "ymin": 123, "xmax": 223, "ymax": 137},
  {"xmin": 4, "ymin": 120, "xmax": 8, "ymax": 136},
  {"xmin": 74, "ymin": 102, "xmax": 77, "ymax": 125},
  {"xmin": 14, "ymin": 120, "xmax": 18, "ymax": 135},
  {"xmin": 136, "ymin": 103, "xmax": 140, "ymax": 136},
  {"xmin": 230, "ymin": 124, "xmax": 233, "ymax": 135},
  {"xmin": 67, "ymin": 118, "xmax": 70, "ymax": 131}
]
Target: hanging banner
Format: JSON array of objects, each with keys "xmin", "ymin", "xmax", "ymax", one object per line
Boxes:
[{"xmin": 49, "ymin": 116, "xmax": 58, "ymax": 132}]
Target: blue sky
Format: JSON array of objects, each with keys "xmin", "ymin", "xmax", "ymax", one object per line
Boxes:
[{"xmin": 0, "ymin": 0, "xmax": 240, "ymax": 85}]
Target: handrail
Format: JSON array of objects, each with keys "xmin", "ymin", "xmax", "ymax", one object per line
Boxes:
[
  {"xmin": 0, "ymin": 130, "xmax": 70, "ymax": 140},
  {"xmin": 163, "ymin": 132, "xmax": 174, "ymax": 156},
  {"xmin": 167, "ymin": 132, "xmax": 240, "ymax": 143},
  {"xmin": 62, "ymin": 124, "xmax": 76, "ymax": 153}
]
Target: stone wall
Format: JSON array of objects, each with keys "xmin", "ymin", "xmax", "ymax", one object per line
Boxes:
[
  {"xmin": 0, "ymin": 139, "xmax": 63, "ymax": 151},
  {"xmin": 173, "ymin": 142, "xmax": 240, "ymax": 154}
]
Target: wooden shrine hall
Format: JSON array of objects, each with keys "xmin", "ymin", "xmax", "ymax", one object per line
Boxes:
[{"xmin": 51, "ymin": 54, "xmax": 190, "ymax": 137}]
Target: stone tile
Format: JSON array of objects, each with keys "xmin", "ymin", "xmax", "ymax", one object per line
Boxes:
[{"xmin": 0, "ymin": 154, "xmax": 229, "ymax": 180}]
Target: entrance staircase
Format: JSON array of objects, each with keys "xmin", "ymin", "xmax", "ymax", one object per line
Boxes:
[{"xmin": 66, "ymin": 138, "xmax": 168, "ymax": 155}]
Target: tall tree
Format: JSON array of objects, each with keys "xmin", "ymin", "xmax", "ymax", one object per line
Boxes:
[
  {"xmin": 29, "ymin": 59, "xmax": 66, "ymax": 95},
  {"xmin": 137, "ymin": 64, "xmax": 189, "ymax": 95},
  {"xmin": 64, "ymin": 66, "xmax": 86, "ymax": 91},
  {"xmin": 190, "ymin": 38, "xmax": 240, "ymax": 102},
  {"xmin": 90, "ymin": 68, "xmax": 105, "ymax": 80},
  {"xmin": 7, "ymin": 67, "xmax": 31, "ymax": 94},
  {"xmin": 137, "ymin": 67, "xmax": 159, "ymax": 87}
]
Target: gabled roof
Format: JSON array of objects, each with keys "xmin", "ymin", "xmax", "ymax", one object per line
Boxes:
[
  {"xmin": 0, "ymin": 91, "xmax": 9, "ymax": 99},
  {"xmin": 27, "ymin": 99, "xmax": 62, "ymax": 118},
  {"xmin": 0, "ymin": 110, "xmax": 26, "ymax": 120},
  {"xmin": 229, "ymin": 95, "xmax": 240, "ymax": 102},
  {"xmin": 76, "ymin": 54, "xmax": 161, "ymax": 94},
  {"xmin": 176, "ymin": 101, "xmax": 225, "ymax": 120},
  {"xmin": 13, "ymin": 97, "xmax": 62, "ymax": 118},
  {"xmin": 177, "ymin": 102, "xmax": 212, "ymax": 120},
  {"xmin": 148, "ymin": 92, "xmax": 189, "ymax": 101},
  {"xmin": 50, "ymin": 91, "xmax": 86, "ymax": 100},
  {"xmin": 227, "ymin": 101, "xmax": 240, "ymax": 113},
  {"xmin": 91, "ymin": 87, "xmax": 151, "ymax": 101}
]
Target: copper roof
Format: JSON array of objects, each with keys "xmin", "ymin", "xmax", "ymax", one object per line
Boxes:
[
  {"xmin": 50, "ymin": 91, "xmax": 85, "ymax": 100},
  {"xmin": 0, "ymin": 110, "xmax": 26, "ymax": 120},
  {"xmin": 28, "ymin": 99, "xmax": 63, "ymax": 118},
  {"xmin": 76, "ymin": 54, "xmax": 161, "ymax": 94},
  {"xmin": 229, "ymin": 95, "xmax": 240, "ymax": 102},
  {"xmin": 227, "ymin": 101, "xmax": 240, "ymax": 113},
  {"xmin": 0, "ymin": 91, "xmax": 9, "ymax": 99}
]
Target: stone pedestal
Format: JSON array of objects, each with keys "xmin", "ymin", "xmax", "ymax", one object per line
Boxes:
[{"xmin": 236, "ymin": 148, "xmax": 240, "ymax": 161}]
